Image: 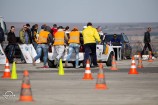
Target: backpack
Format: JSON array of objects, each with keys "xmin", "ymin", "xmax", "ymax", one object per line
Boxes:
[{"xmin": 0, "ymin": 27, "xmax": 5, "ymax": 42}]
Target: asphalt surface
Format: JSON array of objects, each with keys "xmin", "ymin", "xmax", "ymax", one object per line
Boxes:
[{"xmin": 0, "ymin": 59, "xmax": 158, "ymax": 105}]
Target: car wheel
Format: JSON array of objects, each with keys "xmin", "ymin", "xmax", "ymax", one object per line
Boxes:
[
  {"xmin": 106, "ymin": 52, "xmax": 113, "ymax": 66},
  {"xmin": 72, "ymin": 62, "xmax": 76, "ymax": 68},
  {"xmin": 48, "ymin": 59, "xmax": 57, "ymax": 68}
]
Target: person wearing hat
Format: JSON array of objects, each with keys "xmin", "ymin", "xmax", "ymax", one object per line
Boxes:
[
  {"xmin": 65, "ymin": 27, "xmax": 80, "ymax": 68},
  {"xmin": 33, "ymin": 25, "xmax": 53, "ymax": 68},
  {"xmin": 82, "ymin": 22, "xmax": 101, "ymax": 67},
  {"xmin": 53, "ymin": 26, "xmax": 68, "ymax": 67}
]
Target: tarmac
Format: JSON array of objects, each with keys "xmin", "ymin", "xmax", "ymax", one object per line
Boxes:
[{"xmin": 0, "ymin": 59, "xmax": 158, "ymax": 105}]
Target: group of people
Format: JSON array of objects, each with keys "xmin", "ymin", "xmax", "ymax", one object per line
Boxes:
[
  {"xmin": 5, "ymin": 22, "xmax": 102, "ymax": 68},
  {"xmin": 1, "ymin": 22, "xmax": 155, "ymax": 68}
]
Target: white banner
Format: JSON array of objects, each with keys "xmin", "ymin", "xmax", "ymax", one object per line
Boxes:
[
  {"xmin": 0, "ymin": 44, "xmax": 6, "ymax": 64},
  {"xmin": 18, "ymin": 44, "xmax": 40, "ymax": 63}
]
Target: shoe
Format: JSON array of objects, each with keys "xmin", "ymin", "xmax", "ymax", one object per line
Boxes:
[
  {"xmin": 21, "ymin": 60, "xmax": 25, "ymax": 63},
  {"xmin": 142, "ymin": 57, "xmax": 147, "ymax": 61},
  {"xmin": 54, "ymin": 58, "xmax": 58, "ymax": 65},
  {"xmin": 75, "ymin": 66, "xmax": 80, "ymax": 69},
  {"xmin": 83, "ymin": 63, "xmax": 86, "ymax": 68},
  {"xmin": 92, "ymin": 65, "xmax": 99, "ymax": 68},
  {"xmin": 32, "ymin": 58, "xmax": 36, "ymax": 66},
  {"xmin": 65, "ymin": 61, "xmax": 68, "ymax": 67},
  {"xmin": 152, "ymin": 56, "xmax": 156, "ymax": 60},
  {"xmin": 41, "ymin": 66, "xmax": 49, "ymax": 68}
]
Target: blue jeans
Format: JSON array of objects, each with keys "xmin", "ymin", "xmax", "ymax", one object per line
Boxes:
[
  {"xmin": 33, "ymin": 41, "xmax": 38, "ymax": 51},
  {"xmin": 84, "ymin": 43, "xmax": 97, "ymax": 66},
  {"xmin": 7, "ymin": 44, "xmax": 16, "ymax": 63},
  {"xmin": 34, "ymin": 44, "xmax": 48, "ymax": 66},
  {"xmin": 66, "ymin": 43, "xmax": 80, "ymax": 67}
]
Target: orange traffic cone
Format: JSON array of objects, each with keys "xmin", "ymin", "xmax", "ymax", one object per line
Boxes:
[
  {"xmin": 82, "ymin": 59, "xmax": 93, "ymax": 80},
  {"xmin": 96, "ymin": 63, "xmax": 108, "ymax": 90},
  {"xmin": 19, "ymin": 70, "xmax": 33, "ymax": 102},
  {"xmin": 137, "ymin": 54, "xmax": 143, "ymax": 68},
  {"xmin": 148, "ymin": 51, "xmax": 153, "ymax": 62},
  {"xmin": 110, "ymin": 56, "xmax": 118, "ymax": 70},
  {"xmin": 1, "ymin": 58, "xmax": 11, "ymax": 78},
  {"xmin": 128, "ymin": 56, "xmax": 138, "ymax": 74}
]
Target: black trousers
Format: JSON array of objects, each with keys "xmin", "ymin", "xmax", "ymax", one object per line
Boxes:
[
  {"xmin": 141, "ymin": 43, "xmax": 154, "ymax": 56},
  {"xmin": 84, "ymin": 43, "xmax": 98, "ymax": 66}
]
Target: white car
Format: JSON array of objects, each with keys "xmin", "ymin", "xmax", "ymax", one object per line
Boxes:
[{"xmin": 47, "ymin": 44, "xmax": 114, "ymax": 68}]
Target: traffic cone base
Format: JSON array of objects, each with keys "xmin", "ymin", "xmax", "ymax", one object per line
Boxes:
[
  {"xmin": 83, "ymin": 74, "xmax": 93, "ymax": 80},
  {"xmin": 138, "ymin": 66, "xmax": 143, "ymax": 68},
  {"xmin": 110, "ymin": 67, "xmax": 118, "ymax": 70},
  {"xmin": 2, "ymin": 72, "xmax": 11, "ymax": 78},
  {"xmin": 82, "ymin": 60, "xmax": 93, "ymax": 80},
  {"xmin": 96, "ymin": 84, "xmax": 108, "ymax": 90},
  {"xmin": 137, "ymin": 64, "xmax": 143, "ymax": 68},
  {"xmin": 2, "ymin": 59, "xmax": 11, "ymax": 78},
  {"xmin": 128, "ymin": 56, "xmax": 139, "ymax": 75},
  {"xmin": 20, "ymin": 96, "xmax": 33, "ymax": 102},
  {"xmin": 11, "ymin": 75, "xmax": 18, "ymax": 79},
  {"xmin": 128, "ymin": 68, "xmax": 139, "ymax": 74},
  {"xmin": 148, "ymin": 59, "xmax": 153, "ymax": 62},
  {"xmin": 110, "ymin": 56, "xmax": 118, "ymax": 70}
]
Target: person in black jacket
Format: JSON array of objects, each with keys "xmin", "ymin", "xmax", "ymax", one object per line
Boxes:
[
  {"xmin": 141, "ymin": 27, "xmax": 154, "ymax": 57},
  {"xmin": 7, "ymin": 26, "xmax": 17, "ymax": 63},
  {"xmin": 26, "ymin": 23, "xmax": 32, "ymax": 43}
]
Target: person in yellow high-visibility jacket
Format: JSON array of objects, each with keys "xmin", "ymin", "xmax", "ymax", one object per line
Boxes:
[
  {"xmin": 53, "ymin": 26, "xmax": 68, "ymax": 66},
  {"xmin": 82, "ymin": 22, "xmax": 101, "ymax": 68},
  {"xmin": 65, "ymin": 27, "xmax": 80, "ymax": 68}
]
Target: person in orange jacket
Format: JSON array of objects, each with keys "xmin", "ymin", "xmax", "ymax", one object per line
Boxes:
[
  {"xmin": 53, "ymin": 26, "xmax": 68, "ymax": 67},
  {"xmin": 33, "ymin": 25, "xmax": 53, "ymax": 68},
  {"xmin": 65, "ymin": 27, "xmax": 80, "ymax": 68}
]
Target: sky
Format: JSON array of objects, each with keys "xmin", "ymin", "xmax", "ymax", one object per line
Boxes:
[{"xmin": 0, "ymin": 0, "xmax": 158, "ymax": 23}]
